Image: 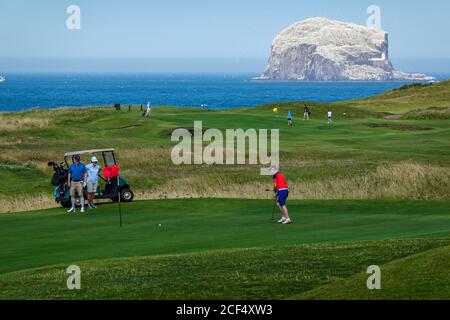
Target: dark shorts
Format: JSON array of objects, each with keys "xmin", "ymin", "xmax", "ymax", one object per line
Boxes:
[{"xmin": 277, "ymin": 189, "xmax": 289, "ymax": 206}]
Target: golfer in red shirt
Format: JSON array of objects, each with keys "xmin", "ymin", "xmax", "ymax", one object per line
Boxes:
[{"xmin": 271, "ymin": 167, "xmax": 292, "ymax": 224}]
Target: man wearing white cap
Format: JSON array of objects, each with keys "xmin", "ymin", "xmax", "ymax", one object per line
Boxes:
[{"xmin": 85, "ymin": 156, "xmax": 102, "ymax": 209}]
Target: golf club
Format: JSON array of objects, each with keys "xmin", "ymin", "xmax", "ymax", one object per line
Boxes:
[
  {"xmin": 271, "ymin": 195, "xmax": 278, "ymax": 222},
  {"xmin": 118, "ymin": 174, "xmax": 122, "ymax": 227},
  {"xmin": 266, "ymin": 188, "xmax": 278, "ymax": 222}
]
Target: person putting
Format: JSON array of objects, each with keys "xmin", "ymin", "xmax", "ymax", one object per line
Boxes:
[{"xmin": 271, "ymin": 166, "xmax": 292, "ymax": 224}]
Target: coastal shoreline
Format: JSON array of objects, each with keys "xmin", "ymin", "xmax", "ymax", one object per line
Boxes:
[{"xmin": 1, "ymin": 73, "xmax": 449, "ymax": 113}]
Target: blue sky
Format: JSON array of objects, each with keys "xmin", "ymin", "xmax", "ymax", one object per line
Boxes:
[{"xmin": 1, "ymin": 0, "xmax": 449, "ymax": 72}]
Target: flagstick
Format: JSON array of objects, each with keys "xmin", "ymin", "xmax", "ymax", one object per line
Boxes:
[{"xmin": 118, "ymin": 175, "xmax": 122, "ymax": 227}]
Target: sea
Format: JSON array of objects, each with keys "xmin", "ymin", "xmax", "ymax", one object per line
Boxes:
[{"xmin": 0, "ymin": 73, "xmax": 448, "ymax": 112}]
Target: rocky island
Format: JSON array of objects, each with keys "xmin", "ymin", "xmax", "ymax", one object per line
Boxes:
[{"xmin": 256, "ymin": 17, "xmax": 435, "ymax": 82}]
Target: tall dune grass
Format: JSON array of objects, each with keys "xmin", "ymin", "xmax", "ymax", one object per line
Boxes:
[
  {"xmin": 0, "ymin": 115, "xmax": 51, "ymax": 131},
  {"xmin": 402, "ymin": 106, "xmax": 450, "ymax": 120},
  {"xmin": 0, "ymin": 194, "xmax": 56, "ymax": 214},
  {"xmin": 135, "ymin": 162, "xmax": 450, "ymax": 202}
]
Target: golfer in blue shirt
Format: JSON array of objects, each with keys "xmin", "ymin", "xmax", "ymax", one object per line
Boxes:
[
  {"xmin": 287, "ymin": 111, "xmax": 293, "ymax": 126},
  {"xmin": 67, "ymin": 155, "xmax": 87, "ymax": 213}
]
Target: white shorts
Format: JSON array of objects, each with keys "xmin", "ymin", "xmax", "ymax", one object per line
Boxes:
[{"xmin": 87, "ymin": 183, "xmax": 98, "ymax": 193}]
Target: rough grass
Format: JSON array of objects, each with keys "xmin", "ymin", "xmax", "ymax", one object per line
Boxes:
[
  {"xmin": 133, "ymin": 162, "xmax": 450, "ymax": 202},
  {"xmin": 0, "ymin": 115, "xmax": 51, "ymax": 131},
  {"xmin": 292, "ymin": 162, "xmax": 450, "ymax": 201},
  {"xmin": 0, "ymin": 194, "xmax": 56, "ymax": 214},
  {"xmin": 0, "ymin": 107, "xmax": 109, "ymax": 131},
  {"xmin": 1, "ymin": 82, "xmax": 449, "ymax": 213},
  {"xmin": 402, "ymin": 106, "xmax": 450, "ymax": 120},
  {"xmin": 293, "ymin": 244, "xmax": 450, "ymax": 300},
  {"xmin": 1, "ymin": 239, "xmax": 448, "ymax": 300},
  {"xmin": 340, "ymin": 79, "xmax": 450, "ymax": 113},
  {"xmin": 2, "ymin": 160, "xmax": 448, "ymax": 214}
]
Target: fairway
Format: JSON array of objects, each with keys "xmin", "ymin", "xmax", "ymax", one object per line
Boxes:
[{"xmin": 1, "ymin": 199, "xmax": 449, "ymax": 299}]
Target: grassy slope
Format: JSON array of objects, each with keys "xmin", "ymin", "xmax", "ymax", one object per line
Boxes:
[
  {"xmin": 293, "ymin": 244, "xmax": 450, "ymax": 300},
  {"xmin": 1, "ymin": 240, "xmax": 449, "ymax": 300},
  {"xmin": 0, "ymin": 198, "xmax": 449, "ymax": 299},
  {"xmin": 339, "ymin": 80, "xmax": 450, "ymax": 114}
]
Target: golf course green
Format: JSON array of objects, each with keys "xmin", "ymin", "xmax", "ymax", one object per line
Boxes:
[
  {"xmin": 0, "ymin": 199, "xmax": 449, "ymax": 299},
  {"xmin": 0, "ymin": 81, "xmax": 449, "ymax": 299}
]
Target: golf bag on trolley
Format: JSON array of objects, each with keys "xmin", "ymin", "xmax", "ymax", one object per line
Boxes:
[{"xmin": 48, "ymin": 161, "xmax": 69, "ymax": 201}]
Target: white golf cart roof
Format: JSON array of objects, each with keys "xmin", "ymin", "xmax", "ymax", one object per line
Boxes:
[{"xmin": 64, "ymin": 149, "xmax": 115, "ymax": 157}]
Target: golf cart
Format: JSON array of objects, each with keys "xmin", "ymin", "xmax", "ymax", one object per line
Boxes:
[{"xmin": 49, "ymin": 148, "xmax": 134, "ymax": 208}]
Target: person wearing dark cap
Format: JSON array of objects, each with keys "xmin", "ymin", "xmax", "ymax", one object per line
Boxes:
[{"xmin": 67, "ymin": 155, "xmax": 87, "ymax": 213}]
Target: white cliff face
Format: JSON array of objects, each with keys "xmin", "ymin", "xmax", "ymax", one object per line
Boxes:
[{"xmin": 259, "ymin": 17, "xmax": 435, "ymax": 81}]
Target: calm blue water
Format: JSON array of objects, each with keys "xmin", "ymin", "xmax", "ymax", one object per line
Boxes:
[{"xmin": 0, "ymin": 73, "xmax": 448, "ymax": 112}]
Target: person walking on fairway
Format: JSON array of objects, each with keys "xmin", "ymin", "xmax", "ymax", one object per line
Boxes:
[
  {"xmin": 304, "ymin": 105, "xmax": 310, "ymax": 120},
  {"xmin": 85, "ymin": 156, "xmax": 101, "ymax": 209},
  {"xmin": 271, "ymin": 166, "xmax": 292, "ymax": 224},
  {"xmin": 287, "ymin": 111, "xmax": 293, "ymax": 126},
  {"xmin": 328, "ymin": 109, "xmax": 333, "ymax": 125},
  {"xmin": 144, "ymin": 101, "xmax": 152, "ymax": 117},
  {"xmin": 67, "ymin": 155, "xmax": 87, "ymax": 213}
]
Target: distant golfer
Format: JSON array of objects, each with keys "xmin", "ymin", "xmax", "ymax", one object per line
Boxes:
[
  {"xmin": 328, "ymin": 109, "xmax": 333, "ymax": 124},
  {"xmin": 287, "ymin": 111, "xmax": 293, "ymax": 126},
  {"xmin": 271, "ymin": 166, "xmax": 292, "ymax": 224},
  {"xmin": 67, "ymin": 155, "xmax": 87, "ymax": 213},
  {"xmin": 144, "ymin": 101, "xmax": 152, "ymax": 117},
  {"xmin": 86, "ymin": 156, "xmax": 102, "ymax": 209},
  {"xmin": 304, "ymin": 105, "xmax": 310, "ymax": 120}
]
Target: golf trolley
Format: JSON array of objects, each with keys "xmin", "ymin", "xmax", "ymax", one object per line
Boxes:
[{"xmin": 49, "ymin": 148, "xmax": 134, "ymax": 208}]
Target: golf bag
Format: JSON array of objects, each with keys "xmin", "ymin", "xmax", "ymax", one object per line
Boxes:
[
  {"xmin": 49, "ymin": 161, "xmax": 68, "ymax": 187},
  {"xmin": 48, "ymin": 161, "xmax": 69, "ymax": 201}
]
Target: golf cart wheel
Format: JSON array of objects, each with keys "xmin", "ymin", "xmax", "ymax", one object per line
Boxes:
[{"xmin": 120, "ymin": 189, "xmax": 134, "ymax": 202}]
